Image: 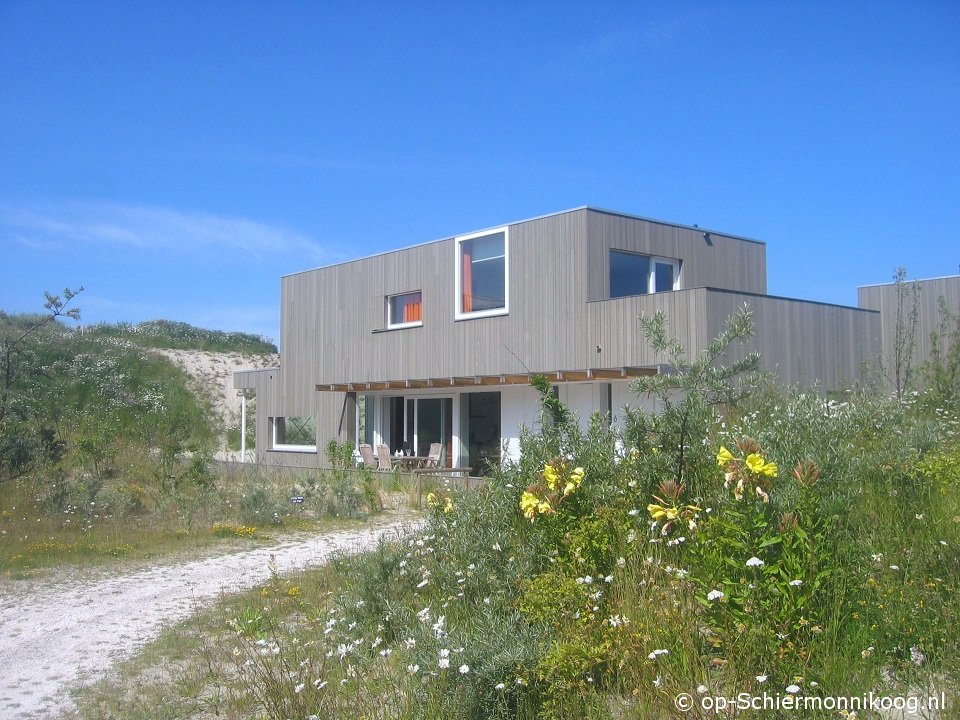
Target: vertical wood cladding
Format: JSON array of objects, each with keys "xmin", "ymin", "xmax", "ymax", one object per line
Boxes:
[
  {"xmin": 279, "ymin": 208, "xmax": 778, "ymax": 389},
  {"xmin": 858, "ymin": 276, "xmax": 960, "ymax": 388}
]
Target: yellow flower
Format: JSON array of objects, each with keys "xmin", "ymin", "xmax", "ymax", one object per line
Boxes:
[
  {"xmin": 717, "ymin": 446, "xmax": 734, "ymax": 467},
  {"xmin": 745, "ymin": 453, "xmax": 766, "ymax": 474},
  {"xmin": 426, "ymin": 492, "xmax": 439, "ymax": 507},
  {"xmin": 647, "ymin": 503, "xmax": 678, "ymax": 522},
  {"xmin": 571, "ymin": 467, "xmax": 585, "ymax": 480},
  {"xmin": 520, "ymin": 491, "xmax": 540, "ymax": 520},
  {"xmin": 443, "ymin": 498, "xmax": 453, "ymax": 514},
  {"xmin": 760, "ymin": 461, "xmax": 778, "ymax": 478},
  {"xmin": 543, "ymin": 464, "xmax": 560, "ymax": 490}
]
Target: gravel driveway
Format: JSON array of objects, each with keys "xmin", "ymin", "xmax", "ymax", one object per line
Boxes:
[{"xmin": 0, "ymin": 513, "xmax": 419, "ymax": 719}]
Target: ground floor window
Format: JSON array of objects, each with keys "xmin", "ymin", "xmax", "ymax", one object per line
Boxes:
[{"xmin": 270, "ymin": 416, "xmax": 317, "ymax": 452}]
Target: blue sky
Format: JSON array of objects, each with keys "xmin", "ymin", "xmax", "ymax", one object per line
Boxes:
[{"xmin": 2, "ymin": 1, "xmax": 957, "ymax": 346}]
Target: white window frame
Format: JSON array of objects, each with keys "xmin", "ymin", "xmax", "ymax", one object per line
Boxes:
[
  {"xmin": 649, "ymin": 256, "xmax": 681, "ymax": 293},
  {"xmin": 270, "ymin": 416, "xmax": 317, "ymax": 453},
  {"xmin": 386, "ymin": 290, "xmax": 423, "ymax": 329},
  {"xmin": 455, "ymin": 227, "xmax": 509, "ymax": 320}
]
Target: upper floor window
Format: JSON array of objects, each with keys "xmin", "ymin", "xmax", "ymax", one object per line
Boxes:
[
  {"xmin": 610, "ymin": 250, "xmax": 680, "ymax": 298},
  {"xmin": 387, "ymin": 291, "xmax": 423, "ymax": 328},
  {"xmin": 456, "ymin": 228, "xmax": 508, "ymax": 319}
]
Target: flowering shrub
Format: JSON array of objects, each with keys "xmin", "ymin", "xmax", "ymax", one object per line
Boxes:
[
  {"xmin": 519, "ymin": 458, "xmax": 584, "ymax": 521},
  {"xmin": 426, "ymin": 491, "xmax": 453, "ymax": 515}
]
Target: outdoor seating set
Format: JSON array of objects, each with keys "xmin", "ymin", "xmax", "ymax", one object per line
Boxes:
[
  {"xmin": 359, "ymin": 443, "xmax": 442, "ymax": 472},
  {"xmin": 358, "ymin": 443, "xmax": 472, "ymax": 480}
]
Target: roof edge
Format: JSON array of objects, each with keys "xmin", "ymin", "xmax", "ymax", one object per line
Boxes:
[
  {"xmin": 857, "ymin": 274, "xmax": 960, "ymax": 289},
  {"xmin": 283, "ymin": 206, "xmax": 765, "ymax": 278}
]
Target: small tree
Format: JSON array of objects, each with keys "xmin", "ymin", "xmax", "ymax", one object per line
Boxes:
[
  {"xmin": 627, "ymin": 303, "xmax": 764, "ymax": 491},
  {"xmin": 890, "ymin": 267, "xmax": 920, "ymax": 400}
]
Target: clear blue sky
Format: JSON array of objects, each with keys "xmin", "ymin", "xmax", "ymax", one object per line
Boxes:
[{"xmin": 2, "ymin": 1, "xmax": 957, "ymax": 346}]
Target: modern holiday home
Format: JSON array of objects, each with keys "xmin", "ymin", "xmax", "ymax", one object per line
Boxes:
[{"xmin": 234, "ymin": 207, "xmax": 897, "ymax": 471}]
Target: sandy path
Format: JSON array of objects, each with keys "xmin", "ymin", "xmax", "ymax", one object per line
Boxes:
[{"xmin": 0, "ymin": 513, "xmax": 419, "ymax": 719}]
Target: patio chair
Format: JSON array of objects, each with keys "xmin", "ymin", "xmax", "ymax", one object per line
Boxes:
[
  {"xmin": 376, "ymin": 444, "xmax": 394, "ymax": 471},
  {"xmin": 425, "ymin": 442, "xmax": 442, "ymax": 468},
  {"xmin": 359, "ymin": 444, "xmax": 378, "ymax": 470}
]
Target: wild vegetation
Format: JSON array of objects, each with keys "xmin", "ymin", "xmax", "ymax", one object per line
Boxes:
[
  {"xmin": 0, "ymin": 294, "xmax": 379, "ymax": 573},
  {"xmin": 71, "ymin": 305, "xmax": 960, "ymax": 719},
  {"xmin": 86, "ymin": 318, "xmax": 277, "ymax": 354}
]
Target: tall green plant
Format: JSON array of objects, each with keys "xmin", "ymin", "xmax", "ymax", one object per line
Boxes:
[
  {"xmin": 890, "ymin": 267, "xmax": 920, "ymax": 400},
  {"xmin": 628, "ymin": 303, "xmax": 764, "ymax": 491}
]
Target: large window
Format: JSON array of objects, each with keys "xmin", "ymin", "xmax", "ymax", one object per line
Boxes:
[
  {"xmin": 456, "ymin": 228, "xmax": 508, "ymax": 319},
  {"xmin": 610, "ymin": 250, "xmax": 680, "ymax": 298},
  {"xmin": 387, "ymin": 291, "xmax": 422, "ymax": 328},
  {"xmin": 270, "ymin": 416, "xmax": 316, "ymax": 452}
]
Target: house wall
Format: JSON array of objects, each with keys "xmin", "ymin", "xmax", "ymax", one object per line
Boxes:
[
  {"xmin": 858, "ymin": 275, "xmax": 960, "ymax": 389},
  {"xmin": 704, "ymin": 290, "xmax": 882, "ymax": 388},
  {"xmin": 234, "ymin": 367, "xmax": 324, "ymax": 468},
  {"xmin": 585, "ymin": 209, "xmax": 766, "ymax": 301},
  {"xmin": 588, "ymin": 288, "xmax": 881, "ymax": 389}
]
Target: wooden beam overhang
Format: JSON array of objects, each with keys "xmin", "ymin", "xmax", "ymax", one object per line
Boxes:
[{"xmin": 316, "ymin": 366, "xmax": 660, "ymax": 392}]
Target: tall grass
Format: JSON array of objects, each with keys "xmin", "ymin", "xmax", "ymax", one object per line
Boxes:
[{"xmin": 1, "ymin": 461, "xmax": 399, "ymax": 573}]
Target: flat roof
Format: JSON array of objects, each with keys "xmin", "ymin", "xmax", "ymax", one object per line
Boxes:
[
  {"xmin": 284, "ymin": 206, "xmax": 765, "ymax": 279},
  {"xmin": 858, "ymin": 274, "xmax": 960, "ymax": 289}
]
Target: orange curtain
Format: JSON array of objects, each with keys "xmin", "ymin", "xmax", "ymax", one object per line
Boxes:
[
  {"xmin": 403, "ymin": 296, "xmax": 422, "ymax": 323},
  {"xmin": 461, "ymin": 247, "xmax": 473, "ymax": 313}
]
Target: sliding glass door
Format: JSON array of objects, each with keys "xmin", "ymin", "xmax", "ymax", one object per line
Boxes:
[{"xmin": 378, "ymin": 396, "xmax": 453, "ymax": 466}]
